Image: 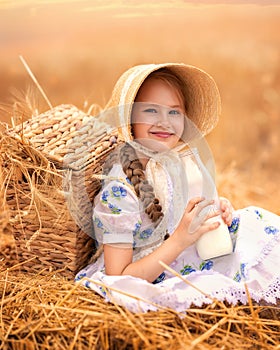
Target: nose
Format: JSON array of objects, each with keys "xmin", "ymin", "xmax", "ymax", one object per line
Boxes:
[{"xmin": 156, "ymin": 109, "xmax": 171, "ymax": 127}]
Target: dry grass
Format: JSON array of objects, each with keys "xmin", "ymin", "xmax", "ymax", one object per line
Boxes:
[{"xmin": 0, "ymin": 245, "xmax": 280, "ymax": 349}]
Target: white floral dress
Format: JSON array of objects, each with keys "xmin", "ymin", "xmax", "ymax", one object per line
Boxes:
[{"xmin": 75, "ymin": 149, "xmax": 280, "ymax": 313}]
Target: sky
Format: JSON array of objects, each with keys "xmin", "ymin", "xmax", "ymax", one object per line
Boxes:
[{"xmin": 1, "ymin": 0, "xmax": 280, "ymax": 11}]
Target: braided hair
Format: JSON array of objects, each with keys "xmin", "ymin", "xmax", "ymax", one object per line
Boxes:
[{"xmin": 103, "ymin": 143, "xmax": 163, "ymax": 223}]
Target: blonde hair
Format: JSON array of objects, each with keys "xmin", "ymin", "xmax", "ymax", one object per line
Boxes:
[{"xmin": 138, "ymin": 68, "xmax": 188, "ymax": 113}]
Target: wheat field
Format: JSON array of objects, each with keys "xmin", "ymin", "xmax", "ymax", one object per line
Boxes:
[
  {"xmin": 0, "ymin": 1, "xmax": 279, "ymax": 349},
  {"xmin": 1, "ymin": 1, "xmax": 279, "ymax": 211}
]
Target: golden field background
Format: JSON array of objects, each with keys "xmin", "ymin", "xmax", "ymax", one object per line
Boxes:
[
  {"xmin": 0, "ymin": 4, "xmax": 279, "ymax": 348},
  {"xmin": 0, "ymin": 0, "xmax": 279, "ymax": 212}
]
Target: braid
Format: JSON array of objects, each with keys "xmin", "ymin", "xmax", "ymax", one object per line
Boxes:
[
  {"xmin": 102, "ymin": 143, "xmax": 163, "ymax": 222},
  {"xmin": 120, "ymin": 143, "xmax": 163, "ymax": 223}
]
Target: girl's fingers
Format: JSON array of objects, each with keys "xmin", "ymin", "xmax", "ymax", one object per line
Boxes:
[
  {"xmin": 188, "ymin": 199, "xmax": 216, "ymax": 234},
  {"xmin": 206, "ymin": 208, "xmax": 221, "ymax": 221},
  {"xmin": 186, "ymin": 197, "xmax": 205, "ymax": 212},
  {"xmin": 186, "ymin": 197, "xmax": 216, "ymax": 215},
  {"xmin": 220, "ymin": 200, "xmax": 227, "ymax": 211},
  {"xmin": 200, "ymin": 220, "xmax": 221, "ymax": 234},
  {"xmin": 190, "ymin": 215, "xmax": 221, "ymax": 237},
  {"xmin": 195, "ymin": 199, "xmax": 216, "ymax": 218},
  {"xmin": 223, "ymin": 211, "xmax": 232, "ymax": 226},
  {"xmin": 220, "ymin": 201, "xmax": 233, "ymax": 226}
]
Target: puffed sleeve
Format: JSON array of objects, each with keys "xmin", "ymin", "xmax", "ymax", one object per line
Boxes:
[{"xmin": 93, "ymin": 164, "xmax": 142, "ymax": 246}]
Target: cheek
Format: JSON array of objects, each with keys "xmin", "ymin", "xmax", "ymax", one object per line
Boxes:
[
  {"xmin": 132, "ymin": 123, "xmax": 150, "ymax": 139},
  {"xmin": 173, "ymin": 118, "xmax": 185, "ymax": 138}
]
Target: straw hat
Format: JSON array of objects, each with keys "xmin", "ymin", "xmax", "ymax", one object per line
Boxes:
[{"xmin": 104, "ymin": 63, "xmax": 221, "ymax": 141}]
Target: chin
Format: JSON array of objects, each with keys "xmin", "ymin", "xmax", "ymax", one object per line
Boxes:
[{"xmin": 139, "ymin": 138, "xmax": 175, "ymax": 152}]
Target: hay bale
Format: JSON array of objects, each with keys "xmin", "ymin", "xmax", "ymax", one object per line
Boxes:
[
  {"xmin": 0, "ymin": 266, "xmax": 279, "ymax": 349},
  {"xmin": 0, "ymin": 104, "xmax": 124, "ymax": 278}
]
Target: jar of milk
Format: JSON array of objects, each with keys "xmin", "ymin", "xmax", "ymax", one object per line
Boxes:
[{"xmin": 184, "ymin": 147, "xmax": 233, "ymax": 260}]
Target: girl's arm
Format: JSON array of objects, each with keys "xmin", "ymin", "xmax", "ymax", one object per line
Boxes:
[{"xmin": 104, "ymin": 197, "xmax": 221, "ymax": 283}]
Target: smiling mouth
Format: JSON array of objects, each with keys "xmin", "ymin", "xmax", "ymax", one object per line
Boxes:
[{"xmin": 150, "ymin": 131, "xmax": 174, "ymax": 138}]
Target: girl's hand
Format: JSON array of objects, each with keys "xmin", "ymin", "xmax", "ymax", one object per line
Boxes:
[
  {"xmin": 104, "ymin": 197, "xmax": 222, "ymax": 283},
  {"xmin": 219, "ymin": 197, "xmax": 233, "ymax": 226},
  {"xmin": 174, "ymin": 197, "xmax": 221, "ymax": 248}
]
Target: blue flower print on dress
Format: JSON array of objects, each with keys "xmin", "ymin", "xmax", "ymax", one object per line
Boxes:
[
  {"xmin": 180, "ymin": 265, "xmax": 196, "ymax": 276},
  {"xmin": 132, "ymin": 221, "xmax": 142, "ymax": 248},
  {"xmin": 101, "ymin": 190, "xmax": 109, "ymax": 204},
  {"xmin": 254, "ymin": 209, "xmax": 263, "ymax": 219},
  {"xmin": 99, "ymin": 286, "xmax": 107, "ymax": 297},
  {"xmin": 108, "ymin": 203, "xmax": 122, "ymax": 214},
  {"xmin": 264, "ymin": 226, "xmax": 279, "ymax": 235},
  {"xmin": 228, "ymin": 217, "xmax": 240, "ymax": 234},
  {"xmin": 132, "ymin": 221, "xmax": 142, "ymax": 237},
  {"xmin": 140, "ymin": 228, "xmax": 153, "ymax": 239},
  {"xmin": 111, "ymin": 186, "xmax": 127, "ymax": 199},
  {"xmin": 233, "ymin": 263, "xmax": 248, "ymax": 282},
  {"xmin": 233, "ymin": 271, "xmax": 242, "ymax": 282},
  {"xmin": 93, "ymin": 217, "xmax": 110, "ymax": 235},
  {"xmin": 101, "ymin": 186, "xmax": 125, "ymax": 214},
  {"xmin": 152, "ymin": 272, "xmax": 166, "ymax": 284},
  {"xmin": 75, "ymin": 272, "xmax": 87, "ymax": 282},
  {"xmin": 200, "ymin": 260, "xmax": 214, "ymax": 271},
  {"xmin": 85, "ymin": 280, "xmax": 91, "ymax": 288},
  {"xmin": 240, "ymin": 263, "xmax": 248, "ymax": 279},
  {"xmin": 94, "ymin": 217, "xmax": 104, "ymax": 229}
]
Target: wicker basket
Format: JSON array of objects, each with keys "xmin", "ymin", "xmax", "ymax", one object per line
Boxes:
[{"xmin": 0, "ymin": 104, "xmax": 124, "ymax": 277}]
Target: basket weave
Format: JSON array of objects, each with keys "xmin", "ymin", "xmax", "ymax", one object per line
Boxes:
[{"xmin": 0, "ymin": 104, "xmax": 124, "ymax": 277}]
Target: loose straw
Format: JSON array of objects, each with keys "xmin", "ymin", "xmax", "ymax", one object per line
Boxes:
[{"xmin": 19, "ymin": 55, "xmax": 53, "ymax": 110}]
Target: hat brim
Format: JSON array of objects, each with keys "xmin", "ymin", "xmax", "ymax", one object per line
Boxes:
[{"xmin": 105, "ymin": 63, "xmax": 221, "ymax": 140}]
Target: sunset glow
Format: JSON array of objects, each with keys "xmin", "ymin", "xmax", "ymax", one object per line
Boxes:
[{"xmin": 1, "ymin": 0, "xmax": 280, "ymax": 213}]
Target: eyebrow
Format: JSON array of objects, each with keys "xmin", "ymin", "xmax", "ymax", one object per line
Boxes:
[{"xmin": 139, "ymin": 103, "xmax": 182, "ymax": 109}]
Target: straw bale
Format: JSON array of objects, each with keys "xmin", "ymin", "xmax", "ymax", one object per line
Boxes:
[
  {"xmin": 0, "ymin": 264, "xmax": 279, "ymax": 350},
  {"xmin": 0, "ymin": 104, "xmax": 124, "ymax": 278}
]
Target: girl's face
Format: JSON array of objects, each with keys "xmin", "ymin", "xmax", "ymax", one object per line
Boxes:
[{"xmin": 131, "ymin": 78, "xmax": 185, "ymax": 151}]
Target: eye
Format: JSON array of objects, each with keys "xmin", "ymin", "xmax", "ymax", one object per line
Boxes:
[
  {"xmin": 144, "ymin": 108, "xmax": 157, "ymax": 113},
  {"xmin": 169, "ymin": 109, "xmax": 182, "ymax": 116}
]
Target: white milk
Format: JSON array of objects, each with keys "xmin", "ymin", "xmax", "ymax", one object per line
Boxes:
[
  {"xmin": 182, "ymin": 147, "xmax": 233, "ymax": 260},
  {"xmin": 196, "ymin": 217, "xmax": 233, "ymax": 260}
]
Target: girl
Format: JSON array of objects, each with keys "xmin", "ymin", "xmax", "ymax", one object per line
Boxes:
[{"xmin": 75, "ymin": 63, "xmax": 280, "ymax": 312}]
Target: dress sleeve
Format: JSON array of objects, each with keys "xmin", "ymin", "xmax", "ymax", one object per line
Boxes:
[{"xmin": 93, "ymin": 174, "xmax": 142, "ymax": 246}]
